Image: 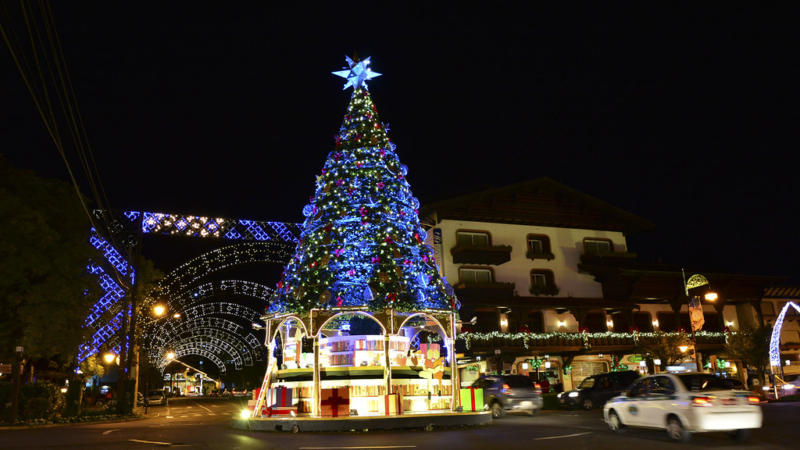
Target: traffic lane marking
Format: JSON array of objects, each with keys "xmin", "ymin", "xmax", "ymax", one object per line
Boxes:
[
  {"xmin": 533, "ymin": 432, "xmax": 593, "ymax": 440},
  {"xmin": 102, "ymin": 429, "xmax": 120, "ymax": 435}
]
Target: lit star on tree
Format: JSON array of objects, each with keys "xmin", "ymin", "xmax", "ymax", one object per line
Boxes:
[{"xmin": 332, "ymin": 55, "xmax": 381, "ymax": 90}]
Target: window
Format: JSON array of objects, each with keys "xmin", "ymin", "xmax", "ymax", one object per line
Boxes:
[
  {"xmin": 633, "ymin": 312, "xmax": 654, "ymax": 332},
  {"xmin": 583, "ymin": 238, "xmax": 612, "ymax": 254},
  {"xmin": 527, "ymin": 234, "xmax": 551, "ymax": 254},
  {"xmin": 584, "ymin": 312, "xmax": 608, "ymax": 332},
  {"xmin": 530, "ymin": 270, "xmax": 554, "ymax": 287},
  {"xmin": 615, "ymin": 312, "xmax": 654, "ymax": 332},
  {"xmin": 761, "ymin": 302, "xmax": 775, "ymax": 316},
  {"xmin": 460, "ymin": 268, "xmax": 493, "ymax": 284},
  {"xmin": 649, "ymin": 376, "xmax": 676, "ymax": 396},
  {"xmin": 457, "ymin": 231, "xmax": 490, "ymax": 246},
  {"xmin": 474, "ymin": 310, "xmax": 499, "ymax": 333},
  {"xmin": 527, "ymin": 311, "xmax": 544, "ymax": 333}
]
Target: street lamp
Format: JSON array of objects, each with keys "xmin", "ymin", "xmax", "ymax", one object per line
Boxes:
[
  {"xmin": 104, "ymin": 352, "xmax": 116, "ymax": 364},
  {"xmin": 682, "ymin": 270, "xmax": 717, "ymax": 372}
]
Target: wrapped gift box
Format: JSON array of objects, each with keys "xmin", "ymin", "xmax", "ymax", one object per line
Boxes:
[
  {"xmin": 378, "ymin": 393, "xmax": 403, "ymax": 415},
  {"xmin": 268, "ymin": 386, "xmax": 293, "ymax": 407},
  {"xmin": 459, "ymin": 387, "xmax": 484, "ymax": 412},
  {"xmin": 261, "ymin": 405, "xmax": 297, "ymax": 417},
  {"xmin": 320, "ymin": 388, "xmax": 350, "ymax": 417},
  {"xmin": 420, "ymin": 343, "xmax": 440, "ymax": 360}
]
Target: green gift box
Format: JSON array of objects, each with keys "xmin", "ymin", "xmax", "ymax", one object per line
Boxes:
[{"xmin": 459, "ymin": 387, "xmax": 484, "ymax": 412}]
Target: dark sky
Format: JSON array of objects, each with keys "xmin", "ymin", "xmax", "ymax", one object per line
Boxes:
[{"xmin": 1, "ymin": 2, "xmax": 798, "ymax": 282}]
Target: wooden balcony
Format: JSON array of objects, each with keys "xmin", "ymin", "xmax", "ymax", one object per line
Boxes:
[
  {"xmin": 453, "ymin": 281, "xmax": 516, "ymax": 302},
  {"xmin": 450, "ymin": 245, "xmax": 512, "ymax": 265},
  {"xmin": 579, "ymin": 251, "xmax": 638, "ymax": 265}
]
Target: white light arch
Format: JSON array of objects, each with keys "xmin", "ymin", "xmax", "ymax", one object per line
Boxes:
[{"xmin": 770, "ymin": 301, "xmax": 800, "ymax": 366}]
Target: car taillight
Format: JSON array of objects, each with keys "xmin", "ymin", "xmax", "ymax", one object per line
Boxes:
[
  {"xmin": 692, "ymin": 396, "xmax": 713, "ymax": 407},
  {"xmin": 533, "ymin": 383, "xmax": 542, "ymax": 394},
  {"xmin": 747, "ymin": 396, "xmax": 760, "ymax": 404}
]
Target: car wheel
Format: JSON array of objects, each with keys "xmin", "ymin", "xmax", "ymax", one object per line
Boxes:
[
  {"xmin": 607, "ymin": 411, "xmax": 626, "ymax": 434},
  {"xmin": 491, "ymin": 401, "xmax": 505, "ymax": 419},
  {"xmin": 667, "ymin": 417, "xmax": 691, "ymax": 443},
  {"xmin": 729, "ymin": 429, "xmax": 751, "ymax": 442},
  {"xmin": 582, "ymin": 398, "xmax": 594, "ymax": 410}
]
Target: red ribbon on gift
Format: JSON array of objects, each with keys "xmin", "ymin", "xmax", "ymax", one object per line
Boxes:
[
  {"xmin": 321, "ymin": 388, "xmax": 347, "ymax": 417},
  {"xmin": 468, "ymin": 387, "xmax": 477, "ymax": 411}
]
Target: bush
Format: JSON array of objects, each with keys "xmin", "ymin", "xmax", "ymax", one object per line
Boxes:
[
  {"xmin": 18, "ymin": 381, "xmax": 65, "ymax": 422},
  {"xmin": 26, "ymin": 397, "xmax": 51, "ymax": 420}
]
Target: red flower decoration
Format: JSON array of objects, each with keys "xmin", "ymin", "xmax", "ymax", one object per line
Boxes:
[
  {"xmin": 377, "ymin": 182, "xmax": 385, "ymax": 189},
  {"xmin": 384, "ymin": 235, "xmax": 394, "ymax": 244},
  {"xmin": 336, "ymin": 179, "xmax": 344, "ymax": 186}
]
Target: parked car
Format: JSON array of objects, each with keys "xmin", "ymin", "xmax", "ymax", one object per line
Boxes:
[
  {"xmin": 471, "ymin": 374, "xmax": 543, "ymax": 418},
  {"xmin": 146, "ymin": 389, "xmax": 167, "ymax": 406},
  {"xmin": 558, "ymin": 370, "xmax": 640, "ymax": 410},
  {"xmin": 604, "ymin": 372, "xmax": 762, "ymax": 443}
]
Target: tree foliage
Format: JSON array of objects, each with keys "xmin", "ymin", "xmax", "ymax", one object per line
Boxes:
[
  {"xmin": 636, "ymin": 331, "xmax": 693, "ymax": 367},
  {"xmin": 0, "ymin": 155, "xmax": 99, "ymax": 361},
  {"xmin": 725, "ymin": 326, "xmax": 771, "ymax": 382}
]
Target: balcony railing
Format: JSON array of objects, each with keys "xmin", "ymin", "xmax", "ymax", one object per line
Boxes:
[
  {"xmin": 528, "ymin": 285, "xmax": 560, "ymax": 296},
  {"xmin": 526, "ymin": 250, "xmax": 555, "ymax": 261},
  {"xmin": 450, "ymin": 244, "xmax": 512, "ymax": 265}
]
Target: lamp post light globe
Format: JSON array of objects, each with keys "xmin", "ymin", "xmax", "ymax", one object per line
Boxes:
[
  {"xmin": 167, "ymin": 352, "xmax": 176, "ymax": 361},
  {"xmin": 104, "ymin": 352, "xmax": 116, "ymax": 364},
  {"xmin": 679, "ymin": 345, "xmax": 689, "ymax": 353}
]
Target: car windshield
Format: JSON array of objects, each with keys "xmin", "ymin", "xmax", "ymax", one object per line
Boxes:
[
  {"xmin": 578, "ymin": 377, "xmax": 595, "ymax": 389},
  {"xmin": 149, "ymin": 391, "xmax": 162, "ymax": 396},
  {"xmin": 504, "ymin": 376, "xmax": 534, "ymax": 387},
  {"xmin": 675, "ymin": 374, "xmax": 732, "ymax": 391}
]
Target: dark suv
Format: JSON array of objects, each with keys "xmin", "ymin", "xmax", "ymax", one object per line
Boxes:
[
  {"xmin": 558, "ymin": 370, "xmax": 640, "ymax": 410},
  {"xmin": 472, "ymin": 374, "xmax": 543, "ymax": 418}
]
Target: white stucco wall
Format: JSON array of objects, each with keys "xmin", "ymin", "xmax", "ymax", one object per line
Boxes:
[{"xmin": 427, "ymin": 219, "xmax": 628, "ymax": 299}]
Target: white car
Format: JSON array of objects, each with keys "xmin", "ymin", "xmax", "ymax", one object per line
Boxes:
[{"xmin": 603, "ymin": 372, "xmax": 762, "ymax": 443}]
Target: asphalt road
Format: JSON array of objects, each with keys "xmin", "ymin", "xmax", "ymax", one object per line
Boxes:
[{"xmin": 1, "ymin": 398, "xmax": 797, "ymax": 449}]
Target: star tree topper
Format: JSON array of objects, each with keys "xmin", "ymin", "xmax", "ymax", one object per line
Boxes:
[{"xmin": 332, "ymin": 55, "xmax": 381, "ymax": 90}]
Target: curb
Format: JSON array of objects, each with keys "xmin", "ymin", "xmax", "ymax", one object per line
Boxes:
[{"xmin": 0, "ymin": 414, "xmax": 158, "ymax": 431}]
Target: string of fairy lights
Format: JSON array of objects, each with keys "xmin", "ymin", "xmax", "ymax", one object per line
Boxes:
[
  {"xmin": 154, "ymin": 242, "xmax": 293, "ymax": 299},
  {"xmin": 457, "ymin": 330, "xmax": 729, "ymax": 350},
  {"xmin": 268, "ymin": 81, "xmax": 457, "ymax": 314}
]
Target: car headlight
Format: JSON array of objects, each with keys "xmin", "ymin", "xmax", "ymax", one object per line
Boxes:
[{"xmin": 568, "ymin": 392, "xmax": 579, "ymax": 397}]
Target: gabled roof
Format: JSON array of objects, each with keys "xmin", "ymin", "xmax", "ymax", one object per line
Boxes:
[{"xmin": 419, "ymin": 178, "xmax": 654, "ymax": 236}]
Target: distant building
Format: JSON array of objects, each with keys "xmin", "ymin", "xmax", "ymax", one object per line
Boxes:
[{"xmin": 420, "ymin": 178, "xmax": 787, "ymax": 388}]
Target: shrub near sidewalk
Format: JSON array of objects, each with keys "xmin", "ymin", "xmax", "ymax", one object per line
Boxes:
[{"xmin": 1, "ymin": 381, "xmax": 65, "ymax": 424}]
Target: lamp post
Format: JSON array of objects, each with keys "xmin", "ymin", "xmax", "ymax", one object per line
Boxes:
[
  {"xmin": 682, "ymin": 270, "xmax": 717, "ymax": 372},
  {"xmin": 167, "ymin": 352, "xmax": 176, "ymax": 395},
  {"xmin": 130, "ymin": 304, "xmax": 177, "ymax": 410}
]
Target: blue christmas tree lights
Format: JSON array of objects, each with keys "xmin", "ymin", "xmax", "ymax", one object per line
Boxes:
[{"xmin": 268, "ymin": 56, "xmax": 457, "ymax": 314}]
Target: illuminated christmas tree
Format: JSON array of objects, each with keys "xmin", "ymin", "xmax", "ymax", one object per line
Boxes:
[{"xmin": 268, "ymin": 56, "xmax": 457, "ymax": 314}]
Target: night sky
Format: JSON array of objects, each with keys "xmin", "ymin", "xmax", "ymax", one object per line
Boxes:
[{"xmin": 1, "ymin": 2, "xmax": 798, "ymax": 282}]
